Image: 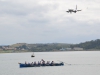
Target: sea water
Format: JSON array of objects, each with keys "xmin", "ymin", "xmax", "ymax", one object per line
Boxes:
[{"xmin": 0, "ymin": 51, "xmax": 100, "ymax": 75}]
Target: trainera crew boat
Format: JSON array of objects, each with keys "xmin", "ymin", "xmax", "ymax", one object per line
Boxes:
[{"xmin": 19, "ymin": 62, "xmax": 64, "ymax": 68}]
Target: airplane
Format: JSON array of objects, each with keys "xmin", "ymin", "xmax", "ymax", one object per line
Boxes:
[{"xmin": 66, "ymin": 5, "xmax": 82, "ymax": 13}]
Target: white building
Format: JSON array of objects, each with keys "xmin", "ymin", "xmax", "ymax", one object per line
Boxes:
[
  {"xmin": 60, "ymin": 48, "xmax": 66, "ymax": 51},
  {"xmin": 73, "ymin": 47, "xmax": 83, "ymax": 50}
]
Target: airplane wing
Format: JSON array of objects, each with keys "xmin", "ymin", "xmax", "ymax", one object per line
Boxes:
[{"xmin": 66, "ymin": 11, "xmax": 69, "ymax": 13}]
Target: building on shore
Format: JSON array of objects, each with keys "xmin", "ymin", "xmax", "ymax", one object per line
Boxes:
[{"xmin": 73, "ymin": 47, "xmax": 83, "ymax": 50}]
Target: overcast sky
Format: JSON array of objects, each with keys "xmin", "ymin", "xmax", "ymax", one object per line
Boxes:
[{"xmin": 0, "ymin": 0, "xmax": 100, "ymax": 45}]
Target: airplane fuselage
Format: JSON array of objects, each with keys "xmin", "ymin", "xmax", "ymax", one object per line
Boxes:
[
  {"xmin": 66, "ymin": 5, "xmax": 81, "ymax": 13},
  {"xmin": 66, "ymin": 9, "xmax": 77, "ymax": 13}
]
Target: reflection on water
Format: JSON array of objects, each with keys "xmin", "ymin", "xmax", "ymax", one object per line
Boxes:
[{"xmin": 0, "ymin": 51, "xmax": 100, "ymax": 75}]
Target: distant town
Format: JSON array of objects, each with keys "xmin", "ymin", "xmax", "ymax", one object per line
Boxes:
[{"xmin": 0, "ymin": 43, "xmax": 84, "ymax": 53}]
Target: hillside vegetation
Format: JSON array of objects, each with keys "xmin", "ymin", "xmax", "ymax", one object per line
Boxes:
[
  {"xmin": 71, "ymin": 39, "xmax": 100, "ymax": 50},
  {"xmin": 1, "ymin": 39, "xmax": 100, "ymax": 53},
  {"xmin": 11, "ymin": 43, "xmax": 71, "ymax": 52}
]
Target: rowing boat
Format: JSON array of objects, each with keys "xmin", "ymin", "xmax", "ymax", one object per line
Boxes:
[{"xmin": 19, "ymin": 62, "xmax": 64, "ymax": 68}]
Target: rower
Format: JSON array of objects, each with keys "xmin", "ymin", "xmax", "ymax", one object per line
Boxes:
[
  {"xmin": 34, "ymin": 61, "xmax": 36, "ymax": 65},
  {"xmin": 46, "ymin": 61, "xmax": 50, "ymax": 65},
  {"xmin": 25, "ymin": 61, "xmax": 27, "ymax": 64},
  {"xmin": 38, "ymin": 61, "xmax": 41, "ymax": 65},
  {"xmin": 51, "ymin": 61, "xmax": 54, "ymax": 65},
  {"xmin": 31, "ymin": 62, "xmax": 34, "ymax": 65}
]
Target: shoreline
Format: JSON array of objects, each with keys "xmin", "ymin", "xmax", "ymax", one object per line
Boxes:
[{"xmin": 0, "ymin": 49, "xmax": 100, "ymax": 53}]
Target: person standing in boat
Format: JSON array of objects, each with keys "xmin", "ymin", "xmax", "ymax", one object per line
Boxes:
[
  {"xmin": 41, "ymin": 59, "xmax": 45, "ymax": 62},
  {"xmin": 42, "ymin": 61, "xmax": 45, "ymax": 65},
  {"xmin": 41, "ymin": 59, "xmax": 46, "ymax": 65}
]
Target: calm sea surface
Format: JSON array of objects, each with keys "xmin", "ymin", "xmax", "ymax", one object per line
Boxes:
[{"xmin": 0, "ymin": 51, "xmax": 100, "ymax": 75}]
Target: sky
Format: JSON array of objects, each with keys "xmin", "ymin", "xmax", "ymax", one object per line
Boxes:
[{"xmin": 0, "ymin": 0, "xmax": 100, "ymax": 45}]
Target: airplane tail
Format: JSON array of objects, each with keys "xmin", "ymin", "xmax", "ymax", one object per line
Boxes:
[
  {"xmin": 77, "ymin": 10, "xmax": 81, "ymax": 11},
  {"xmin": 76, "ymin": 5, "xmax": 77, "ymax": 10},
  {"xmin": 76, "ymin": 5, "xmax": 82, "ymax": 11}
]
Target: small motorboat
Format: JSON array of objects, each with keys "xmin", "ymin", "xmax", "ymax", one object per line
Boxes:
[
  {"xmin": 31, "ymin": 55, "xmax": 35, "ymax": 57},
  {"xmin": 31, "ymin": 53, "xmax": 35, "ymax": 57}
]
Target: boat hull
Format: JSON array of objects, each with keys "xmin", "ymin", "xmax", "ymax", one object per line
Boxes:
[{"xmin": 19, "ymin": 62, "xmax": 64, "ymax": 68}]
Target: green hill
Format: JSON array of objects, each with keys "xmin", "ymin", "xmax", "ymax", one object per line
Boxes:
[
  {"xmin": 10, "ymin": 43, "xmax": 27, "ymax": 48},
  {"xmin": 9, "ymin": 43, "xmax": 71, "ymax": 52},
  {"xmin": 71, "ymin": 39, "xmax": 100, "ymax": 50}
]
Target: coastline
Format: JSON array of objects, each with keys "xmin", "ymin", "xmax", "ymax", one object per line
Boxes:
[{"xmin": 0, "ymin": 49, "xmax": 100, "ymax": 53}]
